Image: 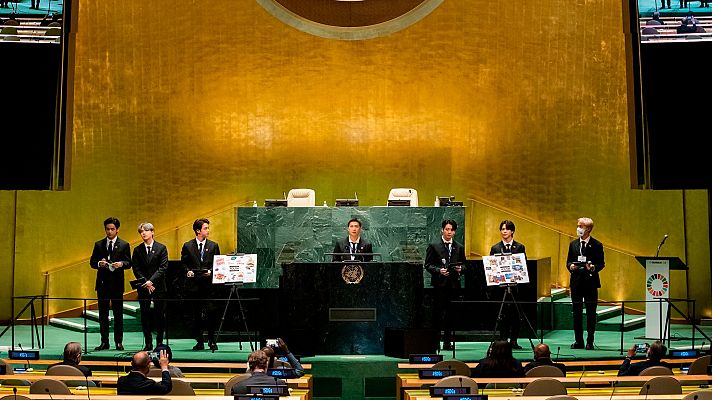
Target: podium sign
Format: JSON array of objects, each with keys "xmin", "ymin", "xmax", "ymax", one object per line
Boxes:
[{"xmin": 644, "ymin": 258, "xmax": 670, "ymax": 339}]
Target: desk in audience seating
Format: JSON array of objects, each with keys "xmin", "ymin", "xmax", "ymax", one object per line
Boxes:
[
  {"xmin": 0, "ymin": 359, "xmax": 311, "ymax": 372},
  {"xmin": 406, "ymin": 395, "xmax": 691, "ymax": 400},
  {"xmin": 2, "ymin": 395, "xmax": 306, "ymax": 400},
  {"xmin": 397, "ymin": 358, "xmax": 698, "ymax": 370}
]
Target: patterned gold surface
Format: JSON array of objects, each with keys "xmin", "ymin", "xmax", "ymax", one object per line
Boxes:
[{"xmin": 0, "ymin": 0, "xmax": 709, "ymax": 319}]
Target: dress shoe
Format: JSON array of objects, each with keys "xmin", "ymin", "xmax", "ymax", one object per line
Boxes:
[
  {"xmin": 571, "ymin": 342, "xmax": 585, "ymax": 349},
  {"xmin": 442, "ymin": 342, "xmax": 453, "ymax": 351},
  {"xmin": 115, "ymin": 343, "xmax": 124, "ymax": 351},
  {"xmin": 209, "ymin": 342, "xmax": 218, "ymax": 351},
  {"xmin": 193, "ymin": 342, "xmax": 205, "ymax": 351},
  {"xmin": 510, "ymin": 342, "xmax": 523, "ymax": 350},
  {"xmin": 586, "ymin": 343, "xmax": 594, "ymax": 350},
  {"xmin": 143, "ymin": 344, "xmax": 153, "ymax": 351},
  {"xmin": 94, "ymin": 342, "xmax": 110, "ymax": 351}
]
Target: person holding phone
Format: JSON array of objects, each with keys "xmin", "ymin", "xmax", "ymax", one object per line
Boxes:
[
  {"xmin": 618, "ymin": 341, "xmax": 672, "ymax": 376},
  {"xmin": 117, "ymin": 349, "xmax": 172, "ymax": 394},
  {"xmin": 261, "ymin": 338, "xmax": 305, "ymax": 377}
]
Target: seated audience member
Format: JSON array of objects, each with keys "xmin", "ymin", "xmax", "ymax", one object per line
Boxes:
[
  {"xmin": 471, "ymin": 340, "xmax": 525, "ymax": 378},
  {"xmin": 261, "ymin": 338, "xmax": 305, "ymax": 377},
  {"xmin": 232, "ymin": 350, "xmax": 287, "ymax": 395},
  {"xmin": 618, "ymin": 341, "xmax": 672, "ymax": 376},
  {"xmin": 117, "ymin": 349, "xmax": 172, "ymax": 395},
  {"xmin": 49, "ymin": 342, "xmax": 92, "ymax": 377},
  {"xmin": 523, "ymin": 343, "xmax": 567, "ymax": 375},
  {"xmin": 646, "ymin": 11, "xmax": 665, "ymax": 25},
  {"xmin": 677, "ymin": 13, "xmax": 701, "ymax": 33},
  {"xmin": 152, "ymin": 344, "xmax": 184, "ymax": 377}
]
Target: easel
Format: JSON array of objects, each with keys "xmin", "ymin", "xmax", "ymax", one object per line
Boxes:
[
  {"xmin": 214, "ymin": 283, "xmax": 255, "ymax": 353},
  {"xmin": 490, "ymin": 283, "xmax": 538, "ymax": 350}
]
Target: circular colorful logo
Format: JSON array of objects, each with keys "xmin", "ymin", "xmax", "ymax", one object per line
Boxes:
[{"xmin": 646, "ymin": 273, "xmax": 669, "ymax": 297}]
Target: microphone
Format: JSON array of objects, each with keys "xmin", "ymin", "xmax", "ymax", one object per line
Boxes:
[
  {"xmin": 354, "ymin": 192, "xmax": 358, "ymax": 200},
  {"xmin": 459, "ymin": 377, "xmax": 463, "ymax": 388},
  {"xmin": 578, "ymin": 364, "xmax": 586, "ymax": 390},
  {"xmin": 13, "ymin": 387, "xmax": 17, "ymax": 400},
  {"xmin": 17, "ymin": 343, "xmax": 33, "ymax": 372},
  {"xmin": 643, "ymin": 383, "xmax": 651, "ymax": 400},
  {"xmin": 555, "ymin": 346, "xmax": 560, "ymax": 361},
  {"xmin": 655, "ymin": 234, "xmax": 669, "ymax": 257},
  {"xmin": 85, "ymin": 371, "xmax": 92, "ymax": 400},
  {"xmin": 608, "ymin": 381, "xmax": 618, "ymax": 400},
  {"xmin": 44, "ymin": 388, "xmax": 55, "ymax": 400}
]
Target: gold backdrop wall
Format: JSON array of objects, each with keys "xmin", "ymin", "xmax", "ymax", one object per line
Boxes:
[{"xmin": 1, "ymin": 0, "xmax": 710, "ymax": 320}]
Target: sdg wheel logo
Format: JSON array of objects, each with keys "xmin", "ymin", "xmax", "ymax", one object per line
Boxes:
[{"xmin": 646, "ymin": 273, "xmax": 669, "ymax": 297}]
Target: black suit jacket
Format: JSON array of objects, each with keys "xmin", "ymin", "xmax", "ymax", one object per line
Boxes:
[
  {"xmin": 231, "ymin": 372, "xmax": 286, "ymax": 395},
  {"xmin": 131, "ymin": 241, "xmax": 169, "ymax": 294},
  {"xmin": 618, "ymin": 358, "xmax": 672, "ymax": 376},
  {"xmin": 117, "ymin": 370, "xmax": 172, "ymax": 395},
  {"xmin": 490, "ymin": 240, "xmax": 526, "ymax": 257},
  {"xmin": 566, "ymin": 236, "xmax": 605, "ymax": 290},
  {"xmin": 181, "ymin": 238, "xmax": 221, "ymax": 291},
  {"xmin": 425, "ymin": 238, "xmax": 466, "ymax": 288},
  {"xmin": 332, "ymin": 237, "xmax": 373, "ymax": 262},
  {"xmin": 89, "ymin": 237, "xmax": 131, "ymax": 294}
]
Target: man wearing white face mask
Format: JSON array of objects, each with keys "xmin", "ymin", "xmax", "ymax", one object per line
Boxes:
[{"xmin": 567, "ymin": 217, "xmax": 605, "ymax": 350}]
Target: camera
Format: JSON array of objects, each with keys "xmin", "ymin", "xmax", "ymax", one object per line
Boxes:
[
  {"xmin": 634, "ymin": 343, "xmax": 649, "ymax": 353},
  {"xmin": 266, "ymin": 339, "xmax": 278, "ymax": 348},
  {"xmin": 148, "ymin": 351, "xmax": 159, "ymax": 362}
]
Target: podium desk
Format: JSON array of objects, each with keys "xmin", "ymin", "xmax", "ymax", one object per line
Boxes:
[{"xmin": 280, "ymin": 261, "xmax": 423, "ymax": 355}]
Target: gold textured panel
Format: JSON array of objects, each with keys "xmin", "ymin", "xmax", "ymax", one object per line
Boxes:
[{"xmin": 0, "ymin": 0, "xmax": 709, "ymax": 320}]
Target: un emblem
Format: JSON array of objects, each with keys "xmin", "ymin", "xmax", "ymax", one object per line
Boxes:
[{"xmin": 341, "ymin": 264, "xmax": 364, "ymax": 284}]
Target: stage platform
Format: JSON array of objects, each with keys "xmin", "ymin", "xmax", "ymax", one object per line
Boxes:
[{"xmin": 2, "ymin": 323, "xmax": 712, "ymax": 400}]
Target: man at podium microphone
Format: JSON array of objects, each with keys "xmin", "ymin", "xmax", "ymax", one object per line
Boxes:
[
  {"xmin": 332, "ymin": 218, "xmax": 373, "ymax": 262},
  {"xmin": 181, "ymin": 218, "xmax": 221, "ymax": 351},
  {"xmin": 90, "ymin": 217, "xmax": 131, "ymax": 351},
  {"xmin": 425, "ymin": 219, "xmax": 466, "ymax": 351},
  {"xmin": 489, "ymin": 220, "xmax": 526, "ymax": 350},
  {"xmin": 567, "ymin": 217, "xmax": 605, "ymax": 350}
]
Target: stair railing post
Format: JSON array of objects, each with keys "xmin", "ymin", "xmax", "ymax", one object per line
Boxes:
[
  {"xmin": 83, "ymin": 298, "xmax": 88, "ymax": 354},
  {"xmin": 620, "ymin": 300, "xmax": 625, "ymax": 355}
]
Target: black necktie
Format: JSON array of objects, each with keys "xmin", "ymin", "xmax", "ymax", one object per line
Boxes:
[
  {"xmin": 446, "ymin": 242, "xmax": 452, "ymax": 258},
  {"xmin": 580, "ymin": 241, "xmax": 586, "ymax": 255},
  {"xmin": 147, "ymin": 245, "xmax": 152, "ymax": 256},
  {"xmin": 351, "ymin": 243, "xmax": 356, "ymax": 253},
  {"xmin": 199, "ymin": 242, "xmax": 204, "ymax": 261},
  {"xmin": 107, "ymin": 241, "xmax": 113, "ymax": 260}
]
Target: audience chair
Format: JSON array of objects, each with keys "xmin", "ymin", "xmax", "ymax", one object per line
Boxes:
[
  {"xmin": 29, "ymin": 379, "xmax": 73, "ymax": 395},
  {"xmin": 146, "ymin": 398, "xmax": 171, "ymax": 400},
  {"xmin": 640, "ymin": 365, "xmax": 674, "ymax": 376},
  {"xmin": 224, "ymin": 374, "xmax": 251, "ymax": 395},
  {"xmin": 168, "ymin": 379, "xmax": 195, "ymax": 395},
  {"xmin": 1, "ymin": 26, "xmax": 18, "ymax": 35},
  {"xmin": 546, "ymin": 396, "xmax": 578, "ymax": 400},
  {"xmin": 0, "ymin": 359, "xmax": 31, "ymax": 386},
  {"xmin": 641, "ymin": 27, "xmax": 659, "ymax": 34},
  {"xmin": 286, "ymin": 188, "xmax": 316, "ymax": 207},
  {"xmin": 387, "ymin": 188, "xmax": 419, "ymax": 206},
  {"xmin": 48, "ymin": 21, "xmax": 61, "ymax": 27},
  {"xmin": 0, "ymin": 396, "xmax": 31, "ymax": 400},
  {"xmin": 431, "ymin": 359, "xmax": 471, "ymax": 377},
  {"xmin": 523, "ymin": 378, "xmax": 568, "ymax": 397},
  {"xmin": 3, "ymin": 19, "xmax": 19, "ymax": 26},
  {"xmin": 683, "ymin": 389, "xmax": 712, "ymax": 400},
  {"xmin": 435, "ymin": 375, "xmax": 478, "ymax": 392},
  {"xmin": 526, "ymin": 365, "xmax": 565, "ymax": 377},
  {"xmin": 686, "ymin": 355, "xmax": 712, "ymax": 386},
  {"xmin": 45, "ymin": 27, "xmax": 61, "ymax": 36},
  {"xmin": 46, "ymin": 364, "xmax": 84, "ymax": 376},
  {"xmin": 639, "ymin": 376, "xmax": 682, "ymax": 395}
]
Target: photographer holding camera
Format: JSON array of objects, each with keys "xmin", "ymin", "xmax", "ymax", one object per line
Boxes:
[
  {"xmin": 117, "ymin": 349, "xmax": 172, "ymax": 395},
  {"xmin": 262, "ymin": 338, "xmax": 305, "ymax": 377},
  {"xmin": 618, "ymin": 341, "xmax": 672, "ymax": 376}
]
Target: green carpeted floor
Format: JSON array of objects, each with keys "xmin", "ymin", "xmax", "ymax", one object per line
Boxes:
[
  {"xmin": 0, "ymin": 0, "xmax": 62, "ymax": 16},
  {"xmin": 638, "ymin": 0, "xmax": 712, "ymax": 16}
]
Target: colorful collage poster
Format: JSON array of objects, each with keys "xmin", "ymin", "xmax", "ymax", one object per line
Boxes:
[{"xmin": 482, "ymin": 253, "xmax": 529, "ymax": 286}]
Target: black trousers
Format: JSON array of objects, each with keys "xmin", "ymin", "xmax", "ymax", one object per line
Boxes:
[
  {"xmin": 188, "ymin": 290, "xmax": 218, "ymax": 343},
  {"xmin": 432, "ymin": 286, "xmax": 456, "ymax": 344},
  {"xmin": 97, "ymin": 288, "xmax": 123, "ymax": 344},
  {"xmin": 571, "ymin": 286, "xmax": 598, "ymax": 344},
  {"xmin": 137, "ymin": 289, "xmax": 166, "ymax": 346}
]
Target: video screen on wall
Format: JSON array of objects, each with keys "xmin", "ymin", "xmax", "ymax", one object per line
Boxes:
[
  {"xmin": 0, "ymin": 0, "xmax": 73, "ymax": 190},
  {"xmin": 625, "ymin": 0, "xmax": 711, "ymax": 189}
]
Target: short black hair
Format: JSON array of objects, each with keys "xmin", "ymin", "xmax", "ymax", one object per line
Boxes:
[
  {"xmin": 193, "ymin": 218, "xmax": 210, "ymax": 234},
  {"xmin": 104, "ymin": 217, "xmax": 120, "ymax": 229},
  {"xmin": 499, "ymin": 220, "xmax": 516, "ymax": 232},
  {"xmin": 347, "ymin": 218, "xmax": 362, "ymax": 227},
  {"xmin": 649, "ymin": 341, "xmax": 667, "ymax": 361},
  {"xmin": 442, "ymin": 219, "xmax": 457, "ymax": 230}
]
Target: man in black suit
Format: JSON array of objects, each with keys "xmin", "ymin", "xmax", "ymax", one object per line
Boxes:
[
  {"xmin": 131, "ymin": 222, "xmax": 169, "ymax": 351},
  {"xmin": 89, "ymin": 217, "xmax": 131, "ymax": 351},
  {"xmin": 567, "ymin": 217, "xmax": 605, "ymax": 350},
  {"xmin": 425, "ymin": 219, "xmax": 466, "ymax": 351},
  {"xmin": 332, "ymin": 218, "xmax": 373, "ymax": 262},
  {"xmin": 489, "ymin": 220, "xmax": 527, "ymax": 349},
  {"xmin": 523, "ymin": 343, "xmax": 567, "ymax": 375},
  {"xmin": 48, "ymin": 342, "xmax": 92, "ymax": 377},
  {"xmin": 181, "ymin": 218, "xmax": 221, "ymax": 351},
  {"xmin": 231, "ymin": 350, "xmax": 287, "ymax": 395},
  {"xmin": 117, "ymin": 349, "xmax": 172, "ymax": 395},
  {"xmin": 618, "ymin": 341, "xmax": 671, "ymax": 376}
]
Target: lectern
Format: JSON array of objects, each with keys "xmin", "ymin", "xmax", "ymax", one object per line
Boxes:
[{"xmin": 634, "ymin": 256, "xmax": 687, "ymax": 340}]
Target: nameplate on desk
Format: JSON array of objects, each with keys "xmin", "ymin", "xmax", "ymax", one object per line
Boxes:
[
  {"xmin": 235, "ymin": 395, "xmax": 279, "ymax": 400},
  {"xmin": 8, "ymin": 349, "xmax": 40, "ymax": 360},
  {"xmin": 267, "ymin": 368, "xmax": 298, "ymax": 379},
  {"xmin": 443, "ymin": 395, "xmax": 487, "ymax": 400},
  {"xmin": 247, "ymin": 385, "xmax": 290, "ymax": 396},
  {"xmin": 419, "ymin": 369, "xmax": 456, "ymax": 379},
  {"xmin": 430, "ymin": 386, "xmax": 471, "ymax": 396},
  {"xmin": 410, "ymin": 354, "xmax": 443, "ymax": 364},
  {"xmin": 670, "ymin": 349, "xmax": 700, "ymax": 358}
]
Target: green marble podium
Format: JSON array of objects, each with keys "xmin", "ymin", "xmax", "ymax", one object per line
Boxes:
[{"xmin": 236, "ymin": 206, "xmax": 465, "ymax": 288}]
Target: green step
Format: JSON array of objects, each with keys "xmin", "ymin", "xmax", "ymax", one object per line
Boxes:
[
  {"xmin": 551, "ymin": 288, "xmax": 568, "ymax": 302},
  {"xmin": 598, "ymin": 314, "xmax": 646, "ymax": 332},
  {"xmin": 49, "ymin": 317, "xmax": 101, "ymax": 333}
]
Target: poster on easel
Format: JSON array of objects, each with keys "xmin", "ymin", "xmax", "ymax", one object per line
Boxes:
[
  {"xmin": 212, "ymin": 254, "xmax": 258, "ymax": 284},
  {"xmin": 482, "ymin": 253, "xmax": 529, "ymax": 286}
]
